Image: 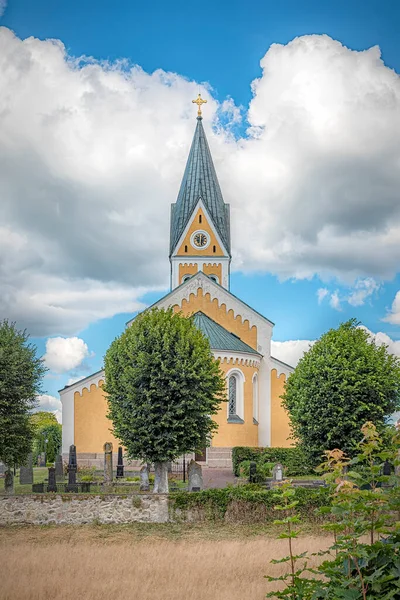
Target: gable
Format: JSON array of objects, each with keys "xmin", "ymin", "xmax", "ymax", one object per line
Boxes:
[{"xmin": 175, "ymin": 206, "xmax": 225, "ymax": 257}]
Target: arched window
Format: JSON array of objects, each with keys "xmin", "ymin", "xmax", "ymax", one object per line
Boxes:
[
  {"xmin": 253, "ymin": 374, "xmax": 259, "ymax": 424},
  {"xmin": 182, "ymin": 275, "xmax": 192, "ymax": 283},
  {"xmin": 228, "ymin": 375, "xmax": 237, "ymax": 416},
  {"xmin": 226, "ymin": 369, "xmax": 245, "ymax": 423},
  {"xmin": 209, "ymin": 274, "xmax": 219, "ymax": 283}
]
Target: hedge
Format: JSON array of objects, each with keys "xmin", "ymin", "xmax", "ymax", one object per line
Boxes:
[
  {"xmin": 169, "ymin": 485, "xmax": 331, "ymax": 522},
  {"xmin": 232, "ymin": 446, "xmax": 312, "ymax": 477}
]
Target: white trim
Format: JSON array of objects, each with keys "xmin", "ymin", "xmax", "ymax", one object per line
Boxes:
[
  {"xmin": 170, "ymin": 257, "xmax": 230, "ymax": 290},
  {"xmin": 252, "ymin": 373, "xmax": 259, "ymax": 423},
  {"xmin": 225, "ymin": 368, "xmax": 245, "ymax": 421},
  {"xmin": 190, "ymin": 229, "xmax": 211, "ymax": 250},
  {"xmin": 213, "ymin": 350, "xmax": 261, "ymax": 368},
  {"xmin": 270, "ymin": 356, "xmax": 294, "ymax": 378},
  {"xmin": 60, "ymin": 370, "xmax": 105, "ymax": 455}
]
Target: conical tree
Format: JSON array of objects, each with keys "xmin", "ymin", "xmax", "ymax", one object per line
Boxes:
[{"xmin": 104, "ymin": 308, "xmax": 226, "ymax": 492}]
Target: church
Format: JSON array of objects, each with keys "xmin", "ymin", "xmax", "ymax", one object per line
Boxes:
[{"xmin": 60, "ymin": 95, "xmax": 294, "ymax": 468}]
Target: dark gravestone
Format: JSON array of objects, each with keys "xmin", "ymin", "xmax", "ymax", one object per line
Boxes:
[
  {"xmin": 116, "ymin": 447, "xmax": 124, "ymax": 479},
  {"xmin": 4, "ymin": 470, "xmax": 14, "ymax": 495},
  {"xmin": 249, "ymin": 461, "xmax": 257, "ymax": 483},
  {"xmin": 55, "ymin": 454, "xmax": 64, "ymax": 482},
  {"xmin": 32, "ymin": 483, "xmax": 44, "ymax": 493},
  {"xmin": 383, "ymin": 460, "xmax": 393, "ymax": 476},
  {"xmin": 47, "ymin": 467, "xmax": 57, "ymax": 492},
  {"xmin": 20, "ymin": 453, "xmax": 34, "ymax": 485},
  {"xmin": 66, "ymin": 444, "xmax": 78, "ymax": 492}
]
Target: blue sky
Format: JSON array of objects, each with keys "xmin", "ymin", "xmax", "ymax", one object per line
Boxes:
[{"xmin": 1, "ymin": 0, "xmax": 400, "ymax": 415}]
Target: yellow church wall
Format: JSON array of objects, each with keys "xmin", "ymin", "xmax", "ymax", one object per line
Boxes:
[
  {"xmin": 212, "ymin": 360, "xmax": 259, "ymax": 447},
  {"xmin": 74, "ymin": 381, "xmax": 118, "ymax": 453},
  {"xmin": 270, "ymin": 369, "xmax": 293, "ymax": 447},
  {"xmin": 174, "ymin": 288, "xmax": 258, "ymax": 350},
  {"xmin": 179, "ymin": 263, "xmax": 198, "ymax": 281},
  {"xmin": 203, "ymin": 263, "xmax": 222, "ymax": 282},
  {"xmin": 176, "ymin": 208, "xmax": 225, "ymax": 256}
]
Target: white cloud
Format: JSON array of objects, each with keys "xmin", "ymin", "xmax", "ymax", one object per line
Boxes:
[
  {"xmin": 347, "ymin": 278, "xmax": 379, "ymax": 306},
  {"xmin": 34, "ymin": 394, "xmax": 62, "ymax": 423},
  {"xmin": 317, "ymin": 288, "xmax": 329, "ymax": 304},
  {"xmin": 44, "ymin": 337, "xmax": 92, "ymax": 373},
  {"xmin": 271, "ymin": 339, "xmax": 314, "ymax": 367},
  {"xmin": 330, "ymin": 291, "xmax": 341, "ymax": 311},
  {"xmin": 1, "ymin": 29, "xmax": 400, "ymax": 335},
  {"xmin": 272, "ymin": 326, "xmax": 400, "ymax": 369},
  {"xmin": 383, "ymin": 291, "xmax": 400, "ymax": 325}
]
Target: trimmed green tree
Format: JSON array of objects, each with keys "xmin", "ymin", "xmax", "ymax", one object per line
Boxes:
[
  {"xmin": 104, "ymin": 307, "xmax": 226, "ymax": 492},
  {"xmin": 0, "ymin": 320, "xmax": 46, "ymax": 491},
  {"xmin": 282, "ymin": 319, "xmax": 400, "ymax": 466}
]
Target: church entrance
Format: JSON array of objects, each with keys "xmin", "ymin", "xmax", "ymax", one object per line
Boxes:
[{"xmin": 195, "ymin": 446, "xmax": 207, "ymax": 462}]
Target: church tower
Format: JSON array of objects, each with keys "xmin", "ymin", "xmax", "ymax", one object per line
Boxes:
[{"xmin": 169, "ymin": 95, "xmax": 231, "ymax": 290}]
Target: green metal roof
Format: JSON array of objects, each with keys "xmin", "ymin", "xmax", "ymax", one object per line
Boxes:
[
  {"xmin": 170, "ymin": 117, "xmax": 231, "ymax": 255},
  {"xmin": 193, "ymin": 311, "xmax": 261, "ymax": 356}
]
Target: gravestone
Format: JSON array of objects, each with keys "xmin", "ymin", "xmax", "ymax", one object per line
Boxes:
[
  {"xmin": 153, "ymin": 462, "xmax": 168, "ymax": 493},
  {"xmin": 0, "ymin": 462, "xmax": 5, "ymax": 477},
  {"xmin": 47, "ymin": 467, "xmax": 57, "ymax": 492},
  {"xmin": 188, "ymin": 460, "xmax": 203, "ymax": 492},
  {"xmin": 55, "ymin": 454, "xmax": 64, "ymax": 482},
  {"xmin": 272, "ymin": 463, "xmax": 284, "ymax": 482},
  {"xmin": 67, "ymin": 444, "xmax": 78, "ymax": 492},
  {"xmin": 37, "ymin": 452, "xmax": 46, "ymax": 467},
  {"xmin": 103, "ymin": 442, "xmax": 113, "ymax": 486},
  {"xmin": 19, "ymin": 453, "xmax": 33, "ymax": 485},
  {"xmin": 249, "ymin": 461, "xmax": 257, "ymax": 483},
  {"xmin": 139, "ymin": 464, "xmax": 150, "ymax": 491},
  {"xmin": 4, "ymin": 469, "xmax": 14, "ymax": 495},
  {"xmin": 116, "ymin": 447, "xmax": 124, "ymax": 479},
  {"xmin": 382, "ymin": 460, "xmax": 393, "ymax": 476}
]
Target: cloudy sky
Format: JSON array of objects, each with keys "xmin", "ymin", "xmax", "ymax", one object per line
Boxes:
[{"xmin": 1, "ymin": 0, "xmax": 400, "ymax": 422}]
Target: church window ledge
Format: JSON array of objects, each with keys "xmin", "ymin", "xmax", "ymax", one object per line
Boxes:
[
  {"xmin": 253, "ymin": 418, "xmax": 259, "ymax": 425},
  {"xmin": 228, "ymin": 415, "xmax": 244, "ymax": 424}
]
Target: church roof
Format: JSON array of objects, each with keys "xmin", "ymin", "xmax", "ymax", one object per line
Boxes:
[
  {"xmin": 193, "ymin": 311, "xmax": 261, "ymax": 356},
  {"xmin": 170, "ymin": 117, "xmax": 231, "ymax": 255}
]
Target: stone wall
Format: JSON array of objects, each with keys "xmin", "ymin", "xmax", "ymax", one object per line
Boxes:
[{"xmin": 0, "ymin": 494, "xmax": 169, "ymax": 525}]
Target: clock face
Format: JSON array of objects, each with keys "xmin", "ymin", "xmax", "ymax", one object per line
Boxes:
[{"xmin": 193, "ymin": 232, "xmax": 208, "ymax": 248}]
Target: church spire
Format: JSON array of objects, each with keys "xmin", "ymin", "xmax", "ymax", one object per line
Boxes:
[{"xmin": 169, "ymin": 103, "xmax": 231, "ymax": 257}]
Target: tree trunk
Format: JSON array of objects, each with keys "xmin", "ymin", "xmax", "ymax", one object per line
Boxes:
[
  {"xmin": 4, "ymin": 469, "xmax": 14, "ymax": 495},
  {"xmin": 153, "ymin": 461, "xmax": 169, "ymax": 493}
]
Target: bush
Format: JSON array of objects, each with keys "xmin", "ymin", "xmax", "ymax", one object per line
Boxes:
[
  {"xmin": 169, "ymin": 485, "xmax": 330, "ymax": 522},
  {"xmin": 232, "ymin": 446, "xmax": 312, "ymax": 477},
  {"xmin": 238, "ymin": 460, "xmax": 273, "ymax": 482}
]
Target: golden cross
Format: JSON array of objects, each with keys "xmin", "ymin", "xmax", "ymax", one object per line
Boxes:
[{"xmin": 192, "ymin": 93, "xmax": 207, "ymax": 117}]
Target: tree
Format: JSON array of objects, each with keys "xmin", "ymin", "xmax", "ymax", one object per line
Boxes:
[
  {"xmin": 31, "ymin": 412, "xmax": 62, "ymax": 464},
  {"xmin": 282, "ymin": 319, "xmax": 400, "ymax": 466},
  {"xmin": 0, "ymin": 321, "xmax": 46, "ymax": 480},
  {"xmin": 104, "ymin": 307, "xmax": 226, "ymax": 492}
]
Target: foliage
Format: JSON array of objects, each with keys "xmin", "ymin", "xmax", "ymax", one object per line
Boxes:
[
  {"xmin": 232, "ymin": 446, "xmax": 312, "ymax": 477},
  {"xmin": 282, "ymin": 319, "xmax": 400, "ymax": 466},
  {"xmin": 0, "ymin": 320, "xmax": 46, "ymax": 469},
  {"xmin": 266, "ymin": 422, "xmax": 400, "ymax": 600},
  {"xmin": 104, "ymin": 308, "xmax": 226, "ymax": 465},
  {"xmin": 169, "ymin": 485, "xmax": 331, "ymax": 522},
  {"xmin": 238, "ymin": 459, "xmax": 273, "ymax": 482},
  {"xmin": 32, "ymin": 418, "xmax": 62, "ymax": 464}
]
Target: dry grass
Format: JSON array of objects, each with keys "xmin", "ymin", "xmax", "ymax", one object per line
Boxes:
[{"xmin": 0, "ymin": 524, "xmax": 331, "ymax": 600}]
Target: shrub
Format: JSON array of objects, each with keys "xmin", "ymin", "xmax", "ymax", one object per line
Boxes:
[
  {"xmin": 232, "ymin": 446, "xmax": 312, "ymax": 477},
  {"xmin": 169, "ymin": 485, "xmax": 330, "ymax": 522}
]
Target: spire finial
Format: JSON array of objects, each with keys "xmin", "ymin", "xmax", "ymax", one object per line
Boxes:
[{"xmin": 192, "ymin": 93, "xmax": 207, "ymax": 118}]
